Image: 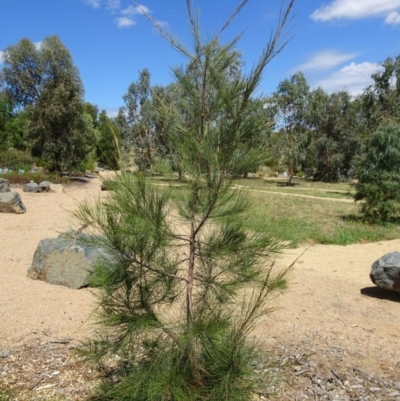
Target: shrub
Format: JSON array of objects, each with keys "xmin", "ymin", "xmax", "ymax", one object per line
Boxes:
[
  {"xmin": 80, "ymin": 152, "xmax": 97, "ymax": 172},
  {"xmin": 354, "ymin": 122, "xmax": 400, "ymax": 222},
  {"xmin": 0, "ymin": 148, "xmax": 37, "ymax": 171}
]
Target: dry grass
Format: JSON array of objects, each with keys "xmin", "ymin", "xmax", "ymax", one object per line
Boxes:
[{"xmin": 160, "ymin": 176, "xmax": 400, "ymax": 247}]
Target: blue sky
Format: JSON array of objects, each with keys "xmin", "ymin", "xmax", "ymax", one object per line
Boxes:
[{"xmin": 1, "ymin": 0, "xmax": 399, "ymax": 117}]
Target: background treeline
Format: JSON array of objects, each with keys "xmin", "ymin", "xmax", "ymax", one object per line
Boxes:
[
  {"xmin": 1, "ymin": 35, "xmax": 400, "ymax": 183},
  {"xmin": 0, "ymin": 36, "xmax": 121, "ymax": 173}
]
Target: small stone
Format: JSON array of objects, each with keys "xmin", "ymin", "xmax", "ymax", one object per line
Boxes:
[
  {"xmin": 369, "ymin": 387, "xmax": 381, "ymax": 392},
  {"xmin": 380, "ymin": 363, "xmax": 389, "ymax": 370},
  {"xmin": 1, "ymin": 349, "xmax": 10, "ymax": 358}
]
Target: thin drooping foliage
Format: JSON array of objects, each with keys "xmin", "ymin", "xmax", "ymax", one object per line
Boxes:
[{"xmin": 74, "ymin": 1, "xmax": 295, "ymax": 400}]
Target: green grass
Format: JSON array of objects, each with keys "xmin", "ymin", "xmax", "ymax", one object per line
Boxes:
[
  {"xmin": 156, "ymin": 177, "xmax": 400, "ymax": 247},
  {"xmin": 244, "ymin": 191, "xmax": 400, "ymax": 246}
]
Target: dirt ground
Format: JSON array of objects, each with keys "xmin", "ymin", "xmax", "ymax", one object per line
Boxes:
[{"xmin": 1, "ymin": 176, "xmax": 400, "ymax": 400}]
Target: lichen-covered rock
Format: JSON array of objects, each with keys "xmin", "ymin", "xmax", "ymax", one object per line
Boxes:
[
  {"xmin": 0, "ymin": 192, "xmax": 26, "ymax": 214},
  {"xmin": 23, "ymin": 182, "xmax": 39, "ymax": 193},
  {"xmin": 0, "ymin": 178, "xmax": 10, "ymax": 193},
  {"xmin": 27, "ymin": 233, "xmax": 111, "ymax": 289},
  {"xmin": 370, "ymin": 251, "xmax": 400, "ymax": 292}
]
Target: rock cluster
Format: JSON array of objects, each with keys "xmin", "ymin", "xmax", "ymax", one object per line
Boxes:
[
  {"xmin": 23, "ymin": 180, "xmax": 64, "ymax": 194},
  {"xmin": 0, "ymin": 178, "xmax": 26, "ymax": 214}
]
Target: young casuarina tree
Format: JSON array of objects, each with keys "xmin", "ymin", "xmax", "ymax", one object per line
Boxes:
[{"xmin": 75, "ymin": 1, "xmax": 295, "ymax": 400}]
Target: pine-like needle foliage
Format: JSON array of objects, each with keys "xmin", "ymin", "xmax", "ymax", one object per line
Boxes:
[{"xmin": 74, "ymin": 2, "xmax": 294, "ymax": 400}]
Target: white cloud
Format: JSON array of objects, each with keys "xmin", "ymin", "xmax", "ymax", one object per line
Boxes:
[
  {"xmin": 121, "ymin": 4, "xmax": 150, "ymax": 16},
  {"xmin": 0, "ymin": 51, "xmax": 4, "ymax": 64},
  {"xmin": 154, "ymin": 20, "xmax": 169, "ymax": 29},
  {"xmin": 313, "ymin": 61, "xmax": 382, "ymax": 95},
  {"xmin": 311, "ymin": 0, "xmax": 400, "ymax": 21},
  {"xmin": 116, "ymin": 4, "xmax": 149, "ymax": 28},
  {"xmin": 34, "ymin": 41, "xmax": 42, "ymax": 50},
  {"xmin": 385, "ymin": 10, "xmax": 400, "ymax": 24},
  {"xmin": 106, "ymin": 0, "xmax": 120, "ymax": 10},
  {"xmin": 82, "ymin": 0, "xmax": 101, "ymax": 9},
  {"xmin": 116, "ymin": 17, "xmax": 136, "ymax": 28},
  {"xmin": 135, "ymin": 4, "xmax": 150, "ymax": 15},
  {"xmin": 296, "ymin": 50, "xmax": 357, "ymax": 71}
]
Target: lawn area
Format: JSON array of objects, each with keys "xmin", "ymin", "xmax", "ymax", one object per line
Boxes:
[
  {"xmin": 157, "ymin": 176, "xmax": 400, "ymax": 247},
  {"xmin": 243, "ymin": 190, "xmax": 400, "ymax": 246},
  {"xmin": 238, "ymin": 186, "xmax": 354, "ymax": 200}
]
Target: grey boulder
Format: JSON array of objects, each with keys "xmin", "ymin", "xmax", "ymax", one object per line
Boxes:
[
  {"xmin": 23, "ymin": 182, "xmax": 39, "ymax": 193},
  {"xmin": 370, "ymin": 251, "xmax": 400, "ymax": 292},
  {"xmin": 0, "ymin": 192, "xmax": 26, "ymax": 214},
  {"xmin": 38, "ymin": 181, "xmax": 52, "ymax": 192},
  {"xmin": 0, "ymin": 178, "xmax": 10, "ymax": 193},
  {"xmin": 27, "ymin": 233, "xmax": 111, "ymax": 289}
]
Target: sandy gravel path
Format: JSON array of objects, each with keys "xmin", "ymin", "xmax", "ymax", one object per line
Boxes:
[
  {"xmin": 1, "ymin": 177, "xmax": 400, "ymax": 399},
  {"xmin": 0, "ymin": 180, "xmax": 101, "ymax": 347}
]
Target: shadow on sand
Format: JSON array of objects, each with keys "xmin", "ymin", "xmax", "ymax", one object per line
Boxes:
[{"xmin": 360, "ymin": 286, "xmax": 400, "ymax": 302}]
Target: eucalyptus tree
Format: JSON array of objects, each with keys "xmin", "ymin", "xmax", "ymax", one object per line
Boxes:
[
  {"xmin": 311, "ymin": 90, "xmax": 362, "ymax": 182},
  {"xmin": 0, "ymin": 38, "xmax": 42, "ymax": 109},
  {"xmin": 118, "ymin": 69, "xmax": 164, "ymax": 171},
  {"xmin": 0, "ymin": 91, "xmax": 12, "ymax": 150},
  {"xmin": 0, "ymin": 89, "xmax": 32, "ymax": 152},
  {"xmin": 74, "ymin": 1, "xmax": 295, "ymax": 400},
  {"xmin": 1, "ymin": 36, "xmax": 90, "ymax": 172},
  {"xmin": 271, "ymin": 72, "xmax": 310, "ymax": 183},
  {"xmin": 360, "ymin": 55, "xmax": 400, "ymax": 134},
  {"xmin": 83, "ymin": 102, "xmax": 99, "ymax": 128}
]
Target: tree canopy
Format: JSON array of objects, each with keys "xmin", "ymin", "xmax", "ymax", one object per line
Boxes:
[{"xmin": 1, "ymin": 36, "xmax": 90, "ymax": 172}]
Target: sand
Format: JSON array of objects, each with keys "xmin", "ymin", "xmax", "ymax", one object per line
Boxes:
[
  {"xmin": 0, "ymin": 180, "xmax": 99, "ymax": 347},
  {"xmin": 1, "ymin": 176, "xmax": 400, "ymax": 398}
]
